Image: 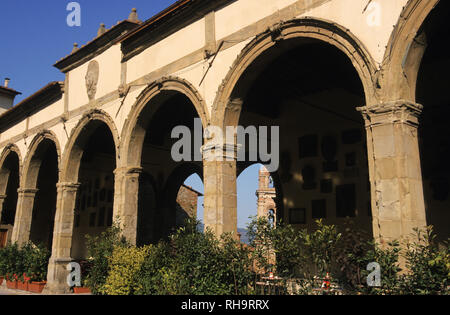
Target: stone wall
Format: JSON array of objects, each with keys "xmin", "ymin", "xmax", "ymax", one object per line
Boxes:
[{"xmin": 176, "ymin": 185, "xmax": 202, "ymax": 226}]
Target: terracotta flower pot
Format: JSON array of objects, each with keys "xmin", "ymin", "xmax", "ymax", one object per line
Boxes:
[
  {"xmin": 17, "ymin": 280, "xmax": 29, "ymax": 291},
  {"xmin": 28, "ymin": 281, "xmax": 47, "ymax": 294},
  {"xmin": 73, "ymin": 287, "xmax": 91, "ymax": 294},
  {"xmin": 6, "ymin": 280, "xmax": 17, "ymax": 290}
]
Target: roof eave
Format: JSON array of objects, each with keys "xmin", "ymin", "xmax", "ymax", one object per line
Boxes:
[
  {"xmin": 0, "ymin": 82, "xmax": 64, "ymax": 131},
  {"xmin": 0, "ymin": 86, "xmax": 22, "ymax": 97},
  {"xmin": 54, "ymin": 20, "xmax": 141, "ymax": 73}
]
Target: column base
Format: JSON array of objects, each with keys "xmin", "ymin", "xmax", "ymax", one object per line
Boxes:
[{"xmin": 43, "ymin": 257, "xmax": 73, "ymax": 295}]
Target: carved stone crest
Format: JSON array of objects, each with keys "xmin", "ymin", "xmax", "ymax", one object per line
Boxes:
[{"xmin": 85, "ymin": 61, "xmax": 99, "ymax": 101}]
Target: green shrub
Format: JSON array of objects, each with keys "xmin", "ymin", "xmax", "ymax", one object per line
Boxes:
[
  {"xmin": 399, "ymin": 227, "xmax": 449, "ymax": 295},
  {"xmin": 22, "ymin": 242, "xmax": 51, "ymax": 282},
  {"xmin": 159, "ymin": 218, "xmax": 252, "ymax": 295},
  {"xmin": 2, "ymin": 243, "xmax": 24, "ymax": 281},
  {"xmin": 135, "ymin": 242, "xmax": 172, "ymax": 295},
  {"xmin": 249, "ymin": 218, "xmax": 342, "ymax": 280},
  {"xmin": 0, "ymin": 246, "xmax": 6, "ymax": 277},
  {"xmin": 360, "ymin": 240, "xmax": 402, "ymax": 295},
  {"xmin": 219, "ymin": 233, "xmax": 256, "ymax": 295},
  {"xmin": 101, "ymin": 245, "xmax": 152, "ymax": 295},
  {"xmin": 84, "ymin": 223, "xmax": 128, "ymax": 295},
  {"xmin": 300, "ymin": 220, "xmax": 342, "ymax": 278},
  {"xmin": 86, "ymin": 216, "xmax": 449, "ymax": 296},
  {"xmin": 135, "ymin": 218, "xmax": 256, "ymax": 295},
  {"xmin": 334, "ymin": 224, "xmax": 373, "ymax": 290},
  {"xmin": 0, "ymin": 242, "xmax": 50, "ymax": 282},
  {"xmin": 248, "ymin": 217, "xmax": 406, "ymax": 295}
]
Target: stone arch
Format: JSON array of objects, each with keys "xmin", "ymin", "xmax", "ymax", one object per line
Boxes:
[
  {"xmin": 120, "ymin": 76, "xmax": 209, "ymax": 168},
  {"xmin": 61, "ymin": 109, "xmax": 120, "ymax": 184},
  {"xmin": 380, "ymin": 0, "xmax": 440, "ymax": 102},
  {"xmin": 211, "ymin": 18, "xmax": 378, "ymax": 128},
  {"xmin": 14, "ymin": 131, "xmax": 61, "ymax": 248},
  {"xmin": 21, "ymin": 131, "xmax": 61, "ymax": 189},
  {"xmin": 0, "ymin": 144, "xmax": 22, "ymax": 195}
]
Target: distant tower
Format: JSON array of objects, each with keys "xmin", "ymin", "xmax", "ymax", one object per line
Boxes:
[
  {"xmin": 256, "ymin": 166, "xmax": 277, "ymax": 225},
  {"xmin": 0, "ymin": 78, "xmax": 21, "ymax": 114}
]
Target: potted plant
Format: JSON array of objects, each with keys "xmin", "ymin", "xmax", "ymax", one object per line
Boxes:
[
  {"xmin": 73, "ymin": 286, "xmax": 91, "ymax": 294},
  {"xmin": 6, "ymin": 274, "xmax": 18, "ymax": 289},
  {"xmin": 0, "ymin": 246, "xmax": 6, "ymax": 285},
  {"xmin": 0, "ymin": 242, "xmax": 50, "ymax": 293},
  {"xmin": 28, "ymin": 280, "xmax": 47, "ymax": 294},
  {"xmin": 4, "ymin": 244, "xmax": 21, "ymax": 290},
  {"xmin": 26, "ymin": 244, "xmax": 50, "ymax": 294},
  {"xmin": 17, "ymin": 273, "xmax": 30, "ymax": 291},
  {"xmin": 13, "ymin": 242, "xmax": 34, "ymax": 292}
]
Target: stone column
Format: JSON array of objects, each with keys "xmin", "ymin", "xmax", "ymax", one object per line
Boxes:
[
  {"xmin": 0, "ymin": 194, "xmax": 7, "ymax": 224},
  {"xmin": 44, "ymin": 182, "xmax": 80, "ymax": 295},
  {"xmin": 10, "ymin": 188, "xmax": 39, "ymax": 245},
  {"xmin": 202, "ymin": 143, "xmax": 238, "ymax": 238},
  {"xmin": 113, "ymin": 166, "xmax": 142, "ymax": 245},
  {"xmin": 358, "ymin": 101, "xmax": 427, "ymax": 244}
]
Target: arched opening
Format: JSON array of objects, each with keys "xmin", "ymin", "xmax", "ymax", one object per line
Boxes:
[
  {"xmin": 169, "ymin": 168, "xmax": 203, "ymax": 230},
  {"xmin": 27, "ymin": 138, "xmax": 59, "ymax": 250},
  {"xmin": 0, "ymin": 149, "xmax": 20, "ymax": 247},
  {"xmin": 416, "ymin": 0, "xmax": 450, "ymax": 242},
  {"xmin": 237, "ymin": 163, "xmax": 279, "ymax": 244},
  {"xmin": 136, "ymin": 164, "xmax": 204, "ymax": 245},
  {"xmin": 183, "ymin": 173, "xmax": 204, "ymax": 228},
  {"xmin": 129, "ymin": 88, "xmax": 204, "ymax": 244},
  {"xmin": 231, "ymin": 36, "xmax": 372, "ymax": 234},
  {"xmin": 69, "ymin": 121, "xmax": 117, "ymax": 260}
]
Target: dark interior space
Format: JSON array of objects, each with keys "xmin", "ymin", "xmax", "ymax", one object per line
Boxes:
[{"xmin": 416, "ymin": 0, "xmax": 450, "ymax": 242}]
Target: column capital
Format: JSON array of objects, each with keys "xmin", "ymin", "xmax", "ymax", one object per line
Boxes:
[
  {"xmin": 17, "ymin": 188, "xmax": 39, "ymax": 195},
  {"xmin": 201, "ymin": 142, "xmax": 241, "ymax": 161},
  {"xmin": 56, "ymin": 182, "xmax": 81, "ymax": 192},
  {"xmin": 357, "ymin": 100, "xmax": 423, "ymax": 128},
  {"xmin": 114, "ymin": 166, "xmax": 143, "ymax": 176},
  {"xmin": 226, "ymin": 98, "xmax": 244, "ymax": 112},
  {"xmin": 48, "ymin": 257, "xmax": 73, "ymax": 264}
]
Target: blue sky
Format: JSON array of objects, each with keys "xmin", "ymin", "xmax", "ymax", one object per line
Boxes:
[
  {"xmin": 0, "ymin": 1, "xmax": 260, "ymax": 229},
  {"xmin": 0, "ymin": 0, "xmax": 178, "ymax": 102}
]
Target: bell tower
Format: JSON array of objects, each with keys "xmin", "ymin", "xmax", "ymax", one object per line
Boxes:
[{"xmin": 256, "ymin": 166, "xmax": 277, "ymax": 224}]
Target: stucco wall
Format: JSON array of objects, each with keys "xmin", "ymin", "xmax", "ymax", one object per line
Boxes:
[
  {"xmin": 0, "ymin": 0, "xmax": 408, "ymax": 170},
  {"xmin": 215, "ymin": 0, "xmax": 299, "ymax": 40},
  {"xmin": 28, "ymin": 99, "xmax": 64, "ymax": 130},
  {"xmin": 67, "ymin": 45, "xmax": 122, "ymax": 112},
  {"xmin": 126, "ymin": 18, "xmax": 206, "ymax": 84},
  {"xmin": 300, "ymin": 0, "xmax": 408, "ymax": 64}
]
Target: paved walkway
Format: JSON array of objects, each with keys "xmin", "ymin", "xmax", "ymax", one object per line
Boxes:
[
  {"xmin": 0, "ymin": 283, "xmax": 90, "ymax": 295},
  {"xmin": 0, "ymin": 283, "xmax": 38, "ymax": 295}
]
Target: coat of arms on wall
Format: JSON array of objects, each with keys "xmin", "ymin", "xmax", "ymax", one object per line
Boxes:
[{"xmin": 85, "ymin": 61, "xmax": 99, "ymax": 101}]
